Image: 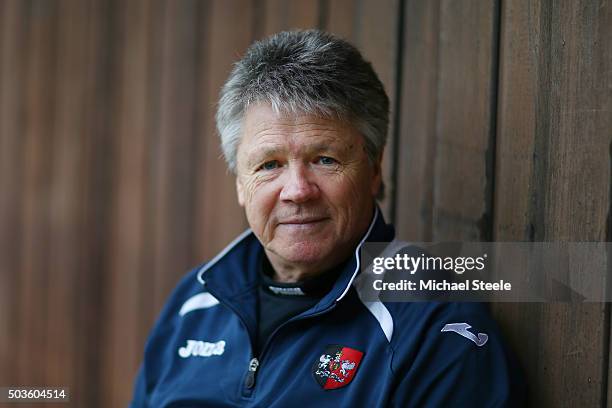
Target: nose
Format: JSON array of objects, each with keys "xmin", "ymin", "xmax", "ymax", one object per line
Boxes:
[{"xmin": 279, "ymin": 164, "xmax": 320, "ymax": 203}]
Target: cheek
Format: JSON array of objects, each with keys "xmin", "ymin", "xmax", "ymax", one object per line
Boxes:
[
  {"xmin": 327, "ymin": 167, "xmax": 373, "ymax": 202},
  {"xmin": 241, "ymin": 176, "xmax": 267, "ymax": 205},
  {"xmin": 242, "ymin": 178, "xmax": 279, "ymax": 220},
  {"xmin": 319, "ymin": 176, "xmax": 360, "ymax": 221}
]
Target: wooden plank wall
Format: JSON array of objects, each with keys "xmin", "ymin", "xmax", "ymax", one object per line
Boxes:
[
  {"xmin": 0, "ymin": 1, "xmax": 610, "ymax": 406},
  {"xmin": 492, "ymin": 2, "xmax": 612, "ymax": 406}
]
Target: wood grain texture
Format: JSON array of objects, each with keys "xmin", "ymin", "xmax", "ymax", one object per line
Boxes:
[
  {"xmin": 0, "ymin": 1, "xmax": 610, "ymax": 407},
  {"xmin": 148, "ymin": 0, "xmax": 201, "ymax": 315},
  {"xmin": 488, "ymin": 1, "xmax": 543, "ymax": 406},
  {"xmin": 396, "ymin": 0, "xmax": 497, "ymax": 241},
  {"xmin": 0, "ymin": 0, "xmax": 27, "ymax": 388},
  {"xmin": 73, "ymin": 0, "xmax": 113, "ymax": 404},
  {"xmin": 101, "ymin": 0, "xmax": 153, "ymax": 406},
  {"xmin": 16, "ymin": 0, "xmax": 58, "ymax": 387},
  {"xmin": 44, "ymin": 0, "xmax": 89, "ymax": 400},
  {"xmin": 432, "ymin": 0, "xmax": 498, "ymax": 241},
  {"xmin": 492, "ymin": 0, "xmax": 612, "ymax": 406},
  {"xmin": 394, "ymin": 0, "xmax": 440, "ymax": 241},
  {"xmin": 325, "ymin": 0, "xmax": 357, "ymax": 39},
  {"xmin": 261, "ymin": 0, "xmax": 320, "ymax": 37}
]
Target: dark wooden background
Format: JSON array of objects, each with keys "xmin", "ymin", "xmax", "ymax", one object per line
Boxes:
[{"xmin": 1, "ymin": 0, "xmax": 611, "ymax": 406}]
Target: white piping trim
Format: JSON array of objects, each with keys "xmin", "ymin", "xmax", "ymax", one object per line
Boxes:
[
  {"xmin": 352, "ymin": 238, "xmax": 405, "ymax": 342},
  {"xmin": 358, "ymin": 298, "xmax": 394, "ymax": 342},
  {"xmin": 179, "ymin": 292, "xmax": 220, "ymax": 316},
  {"xmin": 197, "ymin": 228, "xmax": 253, "ymax": 284},
  {"xmin": 335, "ymin": 206, "xmax": 380, "ymax": 301}
]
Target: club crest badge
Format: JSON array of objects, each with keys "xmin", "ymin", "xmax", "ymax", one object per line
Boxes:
[{"xmin": 312, "ymin": 345, "xmax": 364, "ymax": 390}]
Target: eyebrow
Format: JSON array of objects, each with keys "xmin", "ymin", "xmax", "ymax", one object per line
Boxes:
[
  {"xmin": 244, "ymin": 139, "xmax": 348, "ymax": 169},
  {"xmin": 245, "ymin": 146, "xmax": 285, "ymax": 168}
]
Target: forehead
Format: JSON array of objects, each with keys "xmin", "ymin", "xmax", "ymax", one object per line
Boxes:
[{"xmin": 239, "ymin": 103, "xmax": 362, "ymax": 152}]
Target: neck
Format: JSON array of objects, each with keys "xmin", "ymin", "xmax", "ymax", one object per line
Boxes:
[{"xmin": 264, "ymin": 251, "xmax": 345, "ymax": 283}]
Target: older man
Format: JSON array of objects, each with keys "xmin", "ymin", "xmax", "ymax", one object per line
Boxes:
[{"xmin": 131, "ymin": 30, "xmax": 524, "ymax": 407}]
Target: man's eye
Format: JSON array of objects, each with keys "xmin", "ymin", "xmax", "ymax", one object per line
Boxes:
[
  {"xmin": 317, "ymin": 156, "xmax": 337, "ymax": 165},
  {"xmin": 259, "ymin": 160, "xmax": 280, "ymax": 171}
]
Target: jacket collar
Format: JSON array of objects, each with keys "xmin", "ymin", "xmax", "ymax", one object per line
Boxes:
[{"xmin": 197, "ymin": 206, "xmax": 395, "ymax": 308}]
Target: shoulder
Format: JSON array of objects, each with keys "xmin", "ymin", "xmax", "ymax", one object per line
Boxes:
[
  {"xmin": 384, "ymin": 301, "xmax": 525, "ymax": 407},
  {"xmin": 150, "ymin": 262, "xmax": 209, "ymax": 328},
  {"xmin": 387, "ymin": 301, "xmax": 495, "ymax": 332},
  {"xmin": 384, "ymin": 301, "xmax": 503, "ymax": 354}
]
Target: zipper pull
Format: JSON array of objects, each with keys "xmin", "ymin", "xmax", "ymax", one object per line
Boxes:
[{"xmin": 245, "ymin": 357, "xmax": 259, "ymax": 389}]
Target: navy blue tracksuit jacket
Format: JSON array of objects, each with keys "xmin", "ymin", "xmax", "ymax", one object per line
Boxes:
[{"xmin": 130, "ymin": 209, "xmax": 525, "ymax": 407}]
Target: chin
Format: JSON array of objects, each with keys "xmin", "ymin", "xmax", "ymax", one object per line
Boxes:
[{"xmin": 273, "ymin": 241, "xmax": 332, "ymax": 265}]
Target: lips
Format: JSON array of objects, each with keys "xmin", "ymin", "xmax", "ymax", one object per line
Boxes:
[{"xmin": 278, "ymin": 217, "xmax": 328, "ymax": 225}]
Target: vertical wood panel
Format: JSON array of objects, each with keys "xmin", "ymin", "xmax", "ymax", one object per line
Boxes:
[
  {"xmin": 262, "ymin": 0, "xmax": 319, "ymax": 37},
  {"xmin": 16, "ymin": 0, "xmax": 58, "ymax": 387},
  {"xmin": 74, "ymin": 0, "xmax": 113, "ymax": 405},
  {"xmin": 489, "ymin": 3, "xmax": 542, "ymax": 406},
  {"xmin": 494, "ymin": 1, "xmax": 612, "ymax": 406},
  {"xmin": 0, "ymin": 0, "xmax": 27, "ymax": 387},
  {"xmin": 44, "ymin": 0, "xmax": 89, "ymax": 397},
  {"xmin": 102, "ymin": 0, "xmax": 152, "ymax": 406},
  {"xmin": 192, "ymin": 0, "xmax": 253, "ymax": 262},
  {"xmin": 325, "ymin": 0, "xmax": 357, "ymax": 39},
  {"xmin": 396, "ymin": 0, "xmax": 498, "ymax": 241},
  {"xmin": 149, "ymin": 0, "xmax": 201, "ymax": 313},
  {"xmin": 395, "ymin": 0, "xmax": 440, "ymax": 241},
  {"xmin": 432, "ymin": 0, "xmax": 498, "ymax": 241}
]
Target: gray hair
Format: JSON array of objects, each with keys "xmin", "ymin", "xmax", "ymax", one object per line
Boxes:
[{"xmin": 216, "ymin": 29, "xmax": 389, "ymax": 176}]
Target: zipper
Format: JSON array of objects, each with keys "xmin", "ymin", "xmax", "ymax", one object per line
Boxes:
[
  {"xmin": 245, "ymin": 357, "xmax": 259, "ymax": 388},
  {"xmin": 203, "ymin": 284, "xmax": 259, "ymax": 395},
  {"xmin": 244, "ymin": 303, "xmax": 338, "ymax": 390},
  {"xmin": 204, "ymin": 281, "xmax": 338, "ymax": 393}
]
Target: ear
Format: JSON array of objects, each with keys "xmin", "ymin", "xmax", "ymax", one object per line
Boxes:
[
  {"xmin": 370, "ymin": 150, "xmax": 384, "ymax": 196},
  {"xmin": 236, "ymin": 176, "xmax": 245, "ymax": 207}
]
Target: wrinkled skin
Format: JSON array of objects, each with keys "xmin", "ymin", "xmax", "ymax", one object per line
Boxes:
[{"xmin": 235, "ymin": 103, "xmax": 382, "ymax": 282}]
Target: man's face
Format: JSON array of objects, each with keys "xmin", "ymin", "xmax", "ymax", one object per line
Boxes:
[{"xmin": 235, "ymin": 103, "xmax": 382, "ymax": 275}]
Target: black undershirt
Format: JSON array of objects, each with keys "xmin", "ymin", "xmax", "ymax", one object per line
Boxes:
[{"xmin": 256, "ymin": 255, "xmax": 347, "ymax": 355}]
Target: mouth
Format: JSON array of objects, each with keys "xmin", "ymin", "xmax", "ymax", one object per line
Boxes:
[{"xmin": 277, "ymin": 217, "xmax": 329, "ymax": 226}]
